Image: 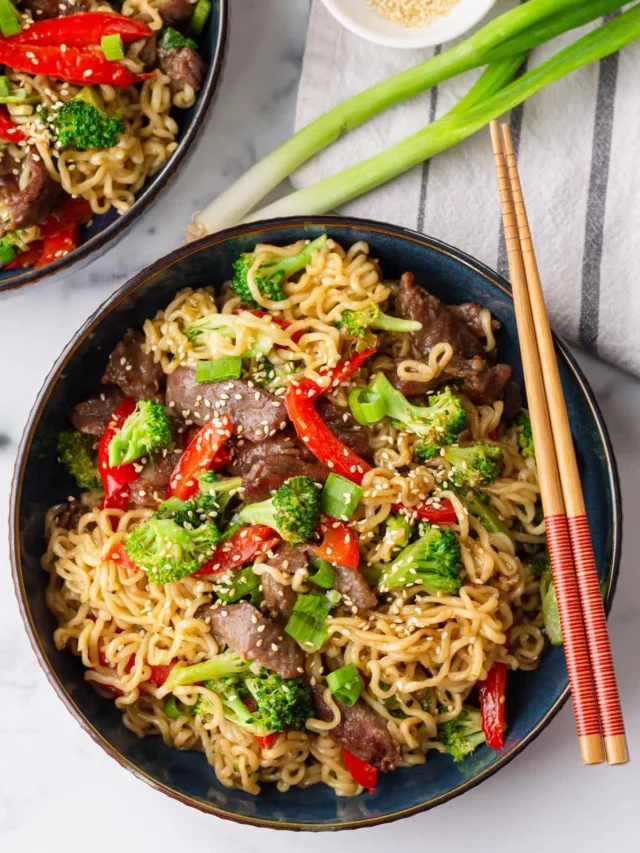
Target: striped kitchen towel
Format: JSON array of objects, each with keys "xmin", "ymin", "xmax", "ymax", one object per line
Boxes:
[{"xmin": 294, "ymin": 1, "xmax": 640, "ymax": 375}]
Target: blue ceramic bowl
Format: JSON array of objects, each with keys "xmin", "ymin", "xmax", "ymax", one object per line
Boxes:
[
  {"xmin": 10, "ymin": 217, "xmax": 621, "ymax": 830},
  {"xmin": 0, "ymin": 2, "xmax": 227, "ymax": 296}
]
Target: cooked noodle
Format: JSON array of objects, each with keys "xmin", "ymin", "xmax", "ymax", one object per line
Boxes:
[{"xmin": 43, "ymin": 238, "xmax": 547, "ymax": 796}]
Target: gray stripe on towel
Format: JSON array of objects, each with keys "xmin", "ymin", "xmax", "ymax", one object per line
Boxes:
[
  {"xmin": 579, "ymin": 27, "xmax": 620, "ymax": 351},
  {"xmin": 416, "ymin": 45, "xmax": 441, "ymax": 233}
]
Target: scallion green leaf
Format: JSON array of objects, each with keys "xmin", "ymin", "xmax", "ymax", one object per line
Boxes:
[
  {"xmin": 0, "ymin": 0, "xmax": 21, "ymax": 37},
  {"xmin": 325, "ymin": 589, "xmax": 342, "ymax": 608},
  {"xmin": 308, "ymin": 557, "xmax": 335, "ymax": 590},
  {"xmin": 195, "ymin": 356, "xmax": 243, "ymax": 383},
  {"xmin": 348, "ymin": 387, "xmax": 386, "ymax": 425},
  {"xmin": 215, "ymin": 565, "xmax": 262, "ymax": 604},
  {"xmin": 0, "ymin": 76, "xmax": 9, "ymax": 97},
  {"xmin": 164, "ymin": 695, "xmax": 182, "ymax": 720},
  {"xmin": 190, "ymin": 0, "xmax": 211, "ymax": 35},
  {"xmin": 101, "ymin": 34, "xmax": 125, "ymax": 62},
  {"xmin": 285, "ymin": 594, "xmax": 332, "ymax": 651},
  {"xmin": 320, "ymin": 472, "xmax": 363, "ymax": 521},
  {"xmin": 0, "ymin": 243, "xmax": 17, "ymax": 267},
  {"xmin": 326, "ymin": 663, "xmax": 365, "ymax": 707}
]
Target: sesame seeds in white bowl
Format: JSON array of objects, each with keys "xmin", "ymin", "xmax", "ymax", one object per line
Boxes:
[{"xmin": 319, "ymin": 0, "xmax": 497, "ymax": 49}]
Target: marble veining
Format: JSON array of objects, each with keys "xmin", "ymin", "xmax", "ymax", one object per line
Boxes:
[{"xmin": 1, "ymin": 2, "xmax": 638, "ymax": 850}]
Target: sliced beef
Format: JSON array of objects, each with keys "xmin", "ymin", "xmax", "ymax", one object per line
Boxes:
[
  {"xmin": 137, "ymin": 34, "xmax": 158, "ymax": 68},
  {"xmin": 128, "ymin": 448, "xmax": 183, "ymax": 507},
  {"xmin": 55, "ymin": 500, "xmax": 88, "ymax": 531},
  {"xmin": 383, "ymin": 358, "xmax": 432, "ymax": 398},
  {"xmin": 449, "ymin": 303, "xmax": 500, "ymax": 339},
  {"xmin": 166, "ymin": 367, "xmax": 287, "ymax": 443},
  {"xmin": 102, "ymin": 330, "xmax": 165, "ymax": 402},
  {"xmin": 267, "ymin": 542, "xmax": 312, "ymax": 574},
  {"xmin": 229, "ymin": 432, "xmax": 327, "ymax": 502},
  {"xmin": 315, "ymin": 397, "xmax": 373, "ymax": 461},
  {"xmin": 159, "ymin": 46, "xmax": 205, "ymax": 92},
  {"xmin": 18, "ymin": 0, "xmax": 87, "ymax": 20},
  {"xmin": 502, "ymin": 379, "xmax": 523, "ymax": 421},
  {"xmin": 262, "ymin": 573, "xmax": 297, "ymax": 623},
  {"xmin": 201, "ymin": 601, "xmax": 305, "ymax": 679},
  {"xmin": 394, "ymin": 272, "xmax": 512, "ymax": 405},
  {"xmin": 0, "ymin": 151, "xmax": 62, "ymax": 235},
  {"xmin": 311, "ymin": 685, "xmax": 401, "ymax": 772},
  {"xmin": 158, "ymin": 0, "xmax": 198, "ymax": 26},
  {"xmin": 333, "ymin": 564, "xmax": 377, "ymax": 612},
  {"xmin": 69, "ymin": 385, "xmax": 125, "ymax": 436}
]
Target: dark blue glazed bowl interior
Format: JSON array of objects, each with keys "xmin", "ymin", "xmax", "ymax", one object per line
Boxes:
[
  {"xmin": 0, "ymin": 1, "xmax": 227, "ymax": 295},
  {"xmin": 11, "ymin": 217, "xmax": 621, "ymax": 830}
]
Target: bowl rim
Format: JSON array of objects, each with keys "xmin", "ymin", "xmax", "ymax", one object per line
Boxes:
[
  {"xmin": 0, "ymin": 0, "xmax": 229, "ymax": 296},
  {"xmin": 319, "ymin": 0, "xmax": 497, "ymax": 49},
  {"xmin": 9, "ymin": 215, "xmax": 623, "ymax": 831}
]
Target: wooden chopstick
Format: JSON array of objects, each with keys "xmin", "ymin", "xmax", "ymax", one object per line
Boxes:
[
  {"xmin": 500, "ymin": 123, "xmax": 629, "ymax": 766},
  {"xmin": 489, "ymin": 121, "xmax": 605, "ymax": 766}
]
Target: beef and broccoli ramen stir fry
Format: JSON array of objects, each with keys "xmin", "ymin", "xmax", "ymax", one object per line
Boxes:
[
  {"xmin": 43, "ymin": 236, "xmax": 561, "ymax": 797},
  {"xmin": 0, "ymin": 1, "xmax": 209, "ymax": 271}
]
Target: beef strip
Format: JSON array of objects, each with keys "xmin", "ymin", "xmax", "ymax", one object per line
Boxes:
[
  {"xmin": 261, "ymin": 573, "xmax": 297, "ymax": 623},
  {"xmin": 332, "ymin": 564, "xmax": 378, "ymax": 612},
  {"xmin": 394, "ymin": 272, "xmax": 512, "ymax": 405},
  {"xmin": 201, "ymin": 602, "xmax": 305, "ymax": 679},
  {"xmin": 166, "ymin": 367, "xmax": 287, "ymax": 443},
  {"xmin": 55, "ymin": 500, "xmax": 88, "ymax": 532},
  {"xmin": 315, "ymin": 397, "xmax": 373, "ymax": 461},
  {"xmin": 448, "ymin": 303, "xmax": 500, "ymax": 339},
  {"xmin": 128, "ymin": 448, "xmax": 183, "ymax": 507},
  {"xmin": 69, "ymin": 385, "xmax": 125, "ymax": 436},
  {"xmin": 159, "ymin": 46, "xmax": 205, "ymax": 93},
  {"xmin": 158, "ymin": 0, "xmax": 198, "ymax": 26},
  {"xmin": 311, "ymin": 685, "xmax": 401, "ymax": 772},
  {"xmin": 229, "ymin": 432, "xmax": 328, "ymax": 502},
  {"xmin": 502, "ymin": 379, "xmax": 523, "ymax": 421},
  {"xmin": 0, "ymin": 151, "xmax": 62, "ymax": 235},
  {"xmin": 382, "ymin": 357, "xmax": 432, "ymax": 398},
  {"xmin": 267, "ymin": 542, "xmax": 313, "ymax": 574},
  {"xmin": 137, "ymin": 34, "xmax": 158, "ymax": 68},
  {"xmin": 102, "ymin": 330, "xmax": 165, "ymax": 402},
  {"xmin": 18, "ymin": 0, "xmax": 87, "ymax": 20}
]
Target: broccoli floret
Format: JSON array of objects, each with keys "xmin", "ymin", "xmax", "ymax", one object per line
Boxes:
[
  {"xmin": 336, "ymin": 302, "xmax": 423, "ymax": 337},
  {"xmin": 231, "ymin": 235, "xmax": 328, "ymax": 306},
  {"xmin": 443, "ymin": 442, "xmax": 504, "ymax": 490},
  {"xmin": 48, "ymin": 87, "xmax": 124, "ymax": 150},
  {"xmin": 183, "ymin": 313, "xmax": 274, "ymax": 363},
  {"xmin": 108, "ymin": 400, "xmax": 174, "ymax": 467},
  {"xmin": 198, "ymin": 471, "xmax": 243, "ymax": 515},
  {"xmin": 384, "ymin": 513, "xmax": 413, "ymax": 551},
  {"xmin": 0, "ymin": 230, "xmax": 28, "ymax": 269},
  {"xmin": 439, "ymin": 708, "xmax": 486, "ymax": 762},
  {"xmin": 239, "ymin": 475, "xmax": 321, "ymax": 544},
  {"xmin": 124, "ymin": 515, "xmax": 220, "ymax": 583},
  {"xmin": 460, "ymin": 491, "xmax": 509, "ymax": 535},
  {"xmin": 534, "ymin": 553, "xmax": 562, "ymax": 646},
  {"xmin": 166, "ymin": 649, "xmax": 253, "ymax": 691},
  {"xmin": 370, "ymin": 374, "xmax": 467, "ymax": 459},
  {"xmin": 194, "ymin": 669, "xmax": 313, "ymax": 736},
  {"xmin": 378, "ymin": 523, "xmax": 462, "ymax": 595},
  {"xmin": 57, "ymin": 429, "xmax": 101, "ymax": 491},
  {"xmin": 244, "ymin": 673, "xmax": 314, "ymax": 732},
  {"xmin": 516, "ymin": 410, "xmax": 534, "ymax": 458}
]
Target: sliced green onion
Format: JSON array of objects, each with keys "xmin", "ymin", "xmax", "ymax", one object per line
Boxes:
[
  {"xmin": 0, "ymin": 244, "xmax": 17, "ymax": 267},
  {"xmin": 348, "ymin": 387, "xmax": 386, "ymax": 426},
  {"xmin": 160, "ymin": 26, "xmax": 197, "ymax": 50},
  {"xmin": 195, "ymin": 356, "xmax": 243, "ymax": 383},
  {"xmin": 0, "ymin": 0, "xmax": 21, "ymax": 37},
  {"xmin": 320, "ymin": 472, "xmax": 363, "ymax": 521},
  {"xmin": 0, "ymin": 88, "xmax": 40, "ymax": 105},
  {"xmin": 0, "ymin": 76, "xmax": 8, "ymax": 97},
  {"xmin": 215, "ymin": 565, "xmax": 262, "ymax": 604},
  {"xmin": 220, "ymin": 518, "xmax": 242, "ymax": 542},
  {"xmin": 325, "ymin": 589, "xmax": 342, "ymax": 608},
  {"xmin": 308, "ymin": 557, "xmax": 335, "ymax": 590},
  {"xmin": 101, "ymin": 34, "xmax": 125, "ymax": 62},
  {"xmin": 190, "ymin": 0, "xmax": 211, "ymax": 35},
  {"xmin": 164, "ymin": 695, "xmax": 182, "ymax": 720},
  {"xmin": 285, "ymin": 594, "xmax": 332, "ymax": 652},
  {"xmin": 540, "ymin": 570, "xmax": 562, "ymax": 645},
  {"xmin": 326, "ymin": 663, "xmax": 365, "ymax": 707}
]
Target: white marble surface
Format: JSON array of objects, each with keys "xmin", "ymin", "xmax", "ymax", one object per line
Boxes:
[{"xmin": 1, "ymin": 2, "xmax": 639, "ymax": 849}]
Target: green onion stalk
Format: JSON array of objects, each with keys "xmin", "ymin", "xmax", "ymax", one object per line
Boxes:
[
  {"xmin": 193, "ymin": 0, "xmax": 627, "ymax": 235},
  {"xmin": 246, "ymin": 7, "xmax": 640, "ymax": 222}
]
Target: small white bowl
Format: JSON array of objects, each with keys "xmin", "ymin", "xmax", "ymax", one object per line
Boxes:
[{"xmin": 320, "ymin": 0, "xmax": 497, "ymax": 49}]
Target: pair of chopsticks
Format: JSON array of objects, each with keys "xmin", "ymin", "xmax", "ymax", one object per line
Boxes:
[{"xmin": 490, "ymin": 121, "xmax": 628, "ymax": 766}]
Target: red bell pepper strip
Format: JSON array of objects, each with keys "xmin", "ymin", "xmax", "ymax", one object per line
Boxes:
[
  {"xmin": 256, "ymin": 733, "xmax": 278, "ymax": 749},
  {"xmin": 0, "ymin": 41, "xmax": 153, "ymax": 87},
  {"xmin": 0, "ymin": 106, "xmax": 27, "ymax": 143},
  {"xmin": 40, "ymin": 198, "xmax": 93, "ymax": 239},
  {"xmin": 35, "ymin": 222, "xmax": 79, "ymax": 269},
  {"xmin": 11, "ymin": 12, "xmax": 153, "ymax": 47},
  {"xmin": 167, "ymin": 415, "xmax": 233, "ymax": 501},
  {"xmin": 296, "ymin": 348, "xmax": 376, "ymax": 404},
  {"xmin": 392, "ymin": 499, "xmax": 458, "ymax": 525},
  {"xmin": 343, "ymin": 749, "xmax": 378, "ymax": 794},
  {"xmin": 316, "ymin": 517, "xmax": 360, "ymax": 569},
  {"xmin": 107, "ymin": 542, "xmax": 140, "ymax": 572},
  {"xmin": 488, "ymin": 428, "xmax": 500, "ymax": 442},
  {"xmin": 4, "ymin": 241, "xmax": 44, "ymax": 270},
  {"xmin": 286, "ymin": 384, "xmax": 371, "ymax": 485},
  {"xmin": 478, "ymin": 662, "xmax": 507, "ymax": 750},
  {"xmin": 98, "ymin": 396, "xmax": 137, "ymax": 498},
  {"xmin": 193, "ymin": 525, "xmax": 279, "ymax": 577},
  {"xmin": 148, "ymin": 663, "xmax": 175, "ymax": 686}
]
